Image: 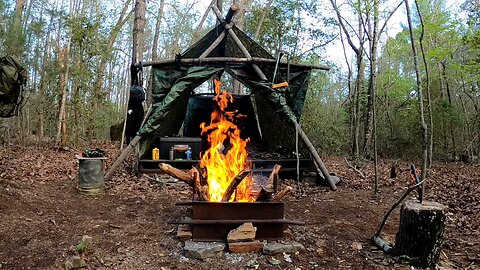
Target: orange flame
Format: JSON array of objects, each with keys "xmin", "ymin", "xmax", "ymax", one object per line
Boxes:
[{"xmin": 200, "ymin": 79, "xmax": 254, "ymax": 202}]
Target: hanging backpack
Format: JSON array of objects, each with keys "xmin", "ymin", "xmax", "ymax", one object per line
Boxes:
[{"xmin": 0, "ymin": 55, "xmax": 27, "ymax": 117}]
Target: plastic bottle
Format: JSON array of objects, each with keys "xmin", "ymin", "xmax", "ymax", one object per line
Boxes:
[
  {"xmin": 186, "ymin": 147, "xmax": 192, "ymax": 160},
  {"xmin": 169, "ymin": 147, "xmax": 174, "ymax": 160},
  {"xmin": 152, "ymin": 147, "xmax": 160, "ymax": 161}
]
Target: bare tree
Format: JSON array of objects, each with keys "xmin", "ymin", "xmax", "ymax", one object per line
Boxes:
[
  {"xmin": 147, "ymin": 0, "xmax": 165, "ymax": 106},
  {"xmin": 132, "ymin": 0, "xmax": 146, "ymax": 66},
  {"xmin": 405, "ymin": 0, "xmax": 428, "ymax": 183},
  {"xmin": 329, "ymin": 0, "xmax": 366, "ymax": 161},
  {"xmin": 414, "ymin": 0, "xmax": 434, "ymax": 169}
]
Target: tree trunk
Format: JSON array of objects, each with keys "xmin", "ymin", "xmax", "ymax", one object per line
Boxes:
[
  {"xmin": 405, "ymin": 0, "xmax": 428, "ymax": 184},
  {"xmin": 440, "ymin": 61, "xmax": 457, "ymax": 159},
  {"xmin": 329, "ymin": 0, "xmax": 365, "ymax": 161},
  {"xmin": 392, "ymin": 200, "xmax": 447, "ymax": 268},
  {"xmin": 253, "ymin": 0, "xmax": 274, "ymax": 39},
  {"xmin": 415, "ymin": 0, "xmax": 433, "ymax": 168},
  {"xmin": 147, "ymin": 0, "xmax": 165, "ymax": 106},
  {"xmin": 6, "ymin": 0, "xmax": 26, "ymax": 56},
  {"xmin": 132, "ymin": 0, "xmax": 146, "ymax": 66},
  {"xmin": 38, "ymin": 36, "xmax": 51, "ymax": 141},
  {"xmin": 232, "ymin": 0, "xmax": 250, "ymax": 94},
  {"xmin": 370, "ymin": 0, "xmax": 379, "ymax": 193},
  {"xmin": 56, "ymin": 43, "xmax": 70, "ymax": 147}
]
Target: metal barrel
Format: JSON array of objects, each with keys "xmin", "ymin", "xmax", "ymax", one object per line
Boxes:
[{"xmin": 77, "ymin": 156, "xmax": 106, "ymax": 195}]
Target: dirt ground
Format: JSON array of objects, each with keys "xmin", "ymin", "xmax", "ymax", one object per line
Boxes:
[{"xmin": 0, "ymin": 143, "xmax": 479, "ymax": 269}]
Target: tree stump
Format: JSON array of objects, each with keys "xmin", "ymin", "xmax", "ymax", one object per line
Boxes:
[{"xmin": 392, "ymin": 200, "xmax": 447, "ymax": 268}]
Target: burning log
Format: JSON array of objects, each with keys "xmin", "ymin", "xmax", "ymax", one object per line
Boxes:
[
  {"xmin": 272, "ymin": 186, "xmax": 293, "ymax": 202},
  {"xmin": 159, "ymin": 163, "xmax": 194, "ymax": 186},
  {"xmin": 221, "ymin": 170, "xmax": 251, "ymax": 202},
  {"xmin": 192, "ymin": 167, "xmax": 209, "ymax": 201}
]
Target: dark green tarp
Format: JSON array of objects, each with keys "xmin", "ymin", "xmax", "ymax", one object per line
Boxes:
[
  {"xmin": 138, "ymin": 66, "xmax": 222, "ymax": 156},
  {"xmin": 0, "ymin": 55, "xmax": 26, "ymax": 117},
  {"xmin": 135, "ymin": 22, "xmax": 315, "ymax": 158}
]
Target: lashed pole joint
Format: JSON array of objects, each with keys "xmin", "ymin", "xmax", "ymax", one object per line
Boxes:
[{"xmin": 211, "ymin": 5, "xmax": 268, "ymax": 81}]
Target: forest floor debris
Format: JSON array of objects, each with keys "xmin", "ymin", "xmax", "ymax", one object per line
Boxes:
[{"xmin": 0, "ymin": 143, "xmax": 478, "ymax": 269}]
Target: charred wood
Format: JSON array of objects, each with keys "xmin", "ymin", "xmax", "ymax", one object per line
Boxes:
[{"xmin": 221, "ymin": 170, "xmax": 251, "ymax": 202}]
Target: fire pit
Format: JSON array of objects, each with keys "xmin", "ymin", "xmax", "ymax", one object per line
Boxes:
[
  {"xmin": 164, "ymin": 79, "xmax": 303, "ymax": 241},
  {"xmin": 171, "ymin": 201, "xmax": 304, "ymax": 241}
]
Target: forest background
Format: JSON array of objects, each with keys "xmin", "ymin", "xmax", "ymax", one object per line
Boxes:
[{"xmin": 1, "ymin": 0, "xmax": 479, "ymax": 165}]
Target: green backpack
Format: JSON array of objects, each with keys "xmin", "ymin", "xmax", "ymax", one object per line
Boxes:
[{"xmin": 0, "ymin": 55, "xmax": 27, "ymax": 117}]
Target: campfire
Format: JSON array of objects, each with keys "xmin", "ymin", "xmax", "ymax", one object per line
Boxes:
[
  {"xmin": 158, "ymin": 79, "xmax": 293, "ymax": 203},
  {"xmin": 199, "ymin": 79, "xmax": 253, "ymax": 202},
  {"xmin": 159, "ymin": 79, "xmax": 302, "ymax": 241}
]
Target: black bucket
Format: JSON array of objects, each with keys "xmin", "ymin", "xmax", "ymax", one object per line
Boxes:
[{"xmin": 76, "ymin": 156, "xmax": 106, "ymax": 195}]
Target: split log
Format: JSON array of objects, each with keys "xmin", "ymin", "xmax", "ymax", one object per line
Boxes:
[
  {"xmin": 255, "ymin": 164, "xmax": 281, "ymax": 201},
  {"xmin": 158, "ymin": 163, "xmax": 194, "ymax": 186},
  {"xmin": 267, "ymin": 164, "xmax": 281, "ymax": 192},
  {"xmin": 221, "ymin": 170, "xmax": 251, "ymax": 202},
  {"xmin": 272, "ymin": 186, "xmax": 293, "ymax": 202},
  {"xmin": 392, "ymin": 200, "xmax": 447, "ymax": 268}
]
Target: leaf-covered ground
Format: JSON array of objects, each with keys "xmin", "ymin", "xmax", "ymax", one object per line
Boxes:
[{"xmin": 0, "ymin": 143, "xmax": 478, "ymax": 269}]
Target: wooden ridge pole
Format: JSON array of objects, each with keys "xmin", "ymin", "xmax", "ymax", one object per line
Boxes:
[{"xmin": 139, "ymin": 57, "xmax": 330, "ymax": 71}]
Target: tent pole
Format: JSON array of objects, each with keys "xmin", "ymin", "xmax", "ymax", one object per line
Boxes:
[
  {"xmin": 211, "ymin": 5, "xmax": 268, "ymax": 81},
  {"xmin": 199, "ymin": 29, "xmax": 228, "ymax": 58},
  {"xmin": 105, "ymin": 135, "xmax": 141, "ymax": 182},
  {"xmin": 295, "ymin": 122, "xmax": 337, "ymax": 191}
]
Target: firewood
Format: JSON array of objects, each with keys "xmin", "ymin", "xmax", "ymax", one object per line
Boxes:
[
  {"xmin": 221, "ymin": 170, "xmax": 251, "ymax": 202},
  {"xmin": 158, "ymin": 163, "xmax": 194, "ymax": 186},
  {"xmin": 192, "ymin": 166, "xmax": 209, "ymax": 201},
  {"xmin": 272, "ymin": 186, "xmax": 293, "ymax": 202},
  {"xmin": 254, "ymin": 165, "xmax": 281, "ymax": 201},
  {"xmin": 267, "ymin": 164, "xmax": 281, "ymax": 192}
]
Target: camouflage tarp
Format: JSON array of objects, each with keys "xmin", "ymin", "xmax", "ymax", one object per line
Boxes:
[{"xmin": 0, "ymin": 55, "xmax": 26, "ymax": 117}]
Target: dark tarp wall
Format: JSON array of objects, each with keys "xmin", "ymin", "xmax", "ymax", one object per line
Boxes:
[{"xmin": 138, "ymin": 66, "xmax": 222, "ymax": 157}]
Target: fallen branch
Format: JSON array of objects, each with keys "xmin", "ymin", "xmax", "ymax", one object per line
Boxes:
[
  {"xmin": 221, "ymin": 170, "xmax": 251, "ymax": 202},
  {"xmin": 343, "ymin": 157, "xmax": 366, "ymax": 179},
  {"xmin": 372, "ymin": 177, "xmax": 430, "ymax": 252},
  {"xmin": 159, "ymin": 163, "xmax": 194, "ymax": 186},
  {"xmin": 272, "ymin": 186, "xmax": 293, "ymax": 202}
]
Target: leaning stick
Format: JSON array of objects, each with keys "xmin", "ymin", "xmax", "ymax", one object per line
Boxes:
[
  {"xmin": 159, "ymin": 163, "xmax": 194, "ymax": 186},
  {"xmin": 272, "ymin": 186, "xmax": 293, "ymax": 202},
  {"xmin": 221, "ymin": 170, "xmax": 251, "ymax": 202}
]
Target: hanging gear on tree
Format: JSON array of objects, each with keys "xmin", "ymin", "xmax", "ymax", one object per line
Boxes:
[{"xmin": 0, "ymin": 55, "xmax": 27, "ymax": 118}]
